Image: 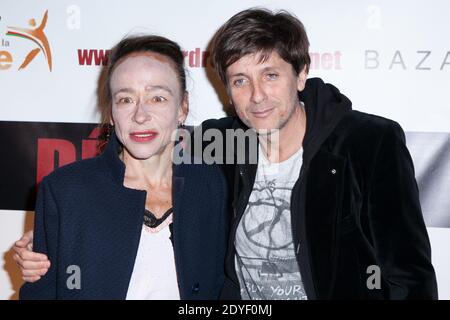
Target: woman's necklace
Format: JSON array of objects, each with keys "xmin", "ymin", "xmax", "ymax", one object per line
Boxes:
[{"xmin": 143, "ymin": 207, "xmax": 173, "ymax": 228}]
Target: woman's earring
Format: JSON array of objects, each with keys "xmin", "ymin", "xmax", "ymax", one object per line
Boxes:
[
  {"xmin": 106, "ymin": 124, "xmax": 113, "ymax": 140},
  {"xmin": 98, "ymin": 124, "xmax": 113, "ymax": 152}
]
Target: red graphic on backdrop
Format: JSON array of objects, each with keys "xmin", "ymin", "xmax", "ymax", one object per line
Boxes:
[
  {"xmin": 77, "ymin": 49, "xmax": 111, "ymax": 66},
  {"xmin": 36, "ymin": 127, "xmax": 101, "ymax": 185}
]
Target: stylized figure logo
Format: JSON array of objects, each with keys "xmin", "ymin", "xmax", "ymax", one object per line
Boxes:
[{"xmin": 6, "ymin": 10, "xmax": 52, "ymax": 71}]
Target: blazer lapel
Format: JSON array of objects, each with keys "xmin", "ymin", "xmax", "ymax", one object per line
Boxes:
[
  {"xmin": 304, "ymin": 149, "xmax": 346, "ymax": 298},
  {"xmin": 172, "ymin": 166, "xmax": 186, "ymax": 298}
]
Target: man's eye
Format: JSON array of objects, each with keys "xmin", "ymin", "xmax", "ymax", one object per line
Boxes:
[
  {"xmin": 118, "ymin": 97, "xmax": 134, "ymax": 104},
  {"xmin": 233, "ymin": 79, "xmax": 246, "ymax": 87},
  {"xmin": 152, "ymin": 96, "xmax": 167, "ymax": 103},
  {"xmin": 266, "ymin": 73, "xmax": 279, "ymax": 80}
]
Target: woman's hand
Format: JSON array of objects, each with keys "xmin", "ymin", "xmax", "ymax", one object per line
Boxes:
[{"xmin": 13, "ymin": 230, "xmax": 50, "ymax": 282}]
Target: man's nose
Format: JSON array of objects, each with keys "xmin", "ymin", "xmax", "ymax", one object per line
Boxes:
[{"xmin": 250, "ymin": 81, "xmax": 267, "ymax": 104}]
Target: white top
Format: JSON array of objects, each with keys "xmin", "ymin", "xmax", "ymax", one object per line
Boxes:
[
  {"xmin": 126, "ymin": 214, "xmax": 180, "ymax": 300},
  {"xmin": 235, "ymin": 145, "xmax": 308, "ymax": 300}
]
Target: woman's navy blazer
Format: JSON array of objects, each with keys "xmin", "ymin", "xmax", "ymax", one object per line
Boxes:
[{"xmin": 20, "ymin": 135, "xmax": 228, "ymax": 299}]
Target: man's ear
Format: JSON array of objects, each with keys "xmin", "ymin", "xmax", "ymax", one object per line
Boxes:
[
  {"xmin": 297, "ymin": 65, "xmax": 308, "ymax": 92},
  {"xmin": 178, "ymin": 91, "xmax": 189, "ymax": 124}
]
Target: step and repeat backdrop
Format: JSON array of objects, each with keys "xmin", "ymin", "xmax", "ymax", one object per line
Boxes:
[{"xmin": 0, "ymin": 0, "xmax": 449, "ymax": 299}]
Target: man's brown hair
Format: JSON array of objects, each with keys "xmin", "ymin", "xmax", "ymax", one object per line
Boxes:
[{"xmin": 211, "ymin": 8, "xmax": 310, "ymax": 84}]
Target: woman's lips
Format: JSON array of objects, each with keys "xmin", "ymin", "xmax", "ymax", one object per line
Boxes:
[{"xmin": 129, "ymin": 130, "xmax": 158, "ymax": 142}]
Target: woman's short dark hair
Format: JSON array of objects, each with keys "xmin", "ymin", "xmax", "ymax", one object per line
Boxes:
[
  {"xmin": 99, "ymin": 35, "xmax": 186, "ymax": 127},
  {"xmin": 211, "ymin": 8, "xmax": 311, "ymax": 84}
]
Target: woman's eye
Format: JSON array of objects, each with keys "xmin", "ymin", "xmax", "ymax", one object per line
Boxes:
[{"xmin": 118, "ymin": 97, "xmax": 134, "ymax": 104}]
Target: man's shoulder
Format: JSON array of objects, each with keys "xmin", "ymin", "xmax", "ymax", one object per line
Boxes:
[
  {"xmin": 345, "ymin": 110, "xmax": 400, "ymax": 128},
  {"xmin": 197, "ymin": 116, "xmax": 239, "ymax": 131},
  {"xmin": 338, "ymin": 110, "xmax": 404, "ymax": 137},
  {"xmin": 327, "ymin": 110, "xmax": 407, "ymax": 152}
]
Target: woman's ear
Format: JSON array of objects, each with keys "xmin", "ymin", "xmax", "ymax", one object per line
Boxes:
[{"xmin": 109, "ymin": 104, "xmax": 114, "ymax": 126}]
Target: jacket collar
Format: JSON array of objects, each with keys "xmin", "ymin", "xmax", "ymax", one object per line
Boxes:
[
  {"xmin": 231, "ymin": 119, "xmax": 258, "ymax": 188},
  {"xmin": 299, "ymin": 77, "xmax": 352, "ymax": 164},
  {"xmin": 98, "ymin": 132, "xmax": 127, "ymax": 186},
  {"xmin": 98, "ymin": 131, "xmax": 185, "ymax": 186}
]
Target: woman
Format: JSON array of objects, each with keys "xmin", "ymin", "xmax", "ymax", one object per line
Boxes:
[{"xmin": 16, "ymin": 35, "xmax": 228, "ymax": 299}]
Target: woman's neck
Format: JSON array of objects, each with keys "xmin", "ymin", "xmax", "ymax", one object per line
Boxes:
[{"xmin": 122, "ymin": 143, "xmax": 174, "ymax": 189}]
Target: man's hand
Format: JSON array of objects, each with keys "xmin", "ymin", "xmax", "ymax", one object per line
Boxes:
[{"xmin": 13, "ymin": 230, "xmax": 50, "ymax": 282}]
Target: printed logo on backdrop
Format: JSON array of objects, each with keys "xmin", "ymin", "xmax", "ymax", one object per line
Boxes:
[
  {"xmin": 365, "ymin": 50, "xmax": 450, "ymax": 71},
  {"xmin": 0, "ymin": 122, "xmax": 98, "ymax": 211},
  {"xmin": 76, "ymin": 47, "xmax": 343, "ymax": 70},
  {"xmin": 364, "ymin": 5, "xmax": 449, "ymax": 71},
  {"xmin": 0, "ymin": 10, "xmax": 52, "ymax": 71},
  {"xmin": 76, "ymin": 48, "xmax": 213, "ymax": 68}
]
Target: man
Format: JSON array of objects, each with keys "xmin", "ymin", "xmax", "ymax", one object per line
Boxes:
[
  {"xmin": 14, "ymin": 8, "xmax": 437, "ymax": 299},
  {"xmin": 197, "ymin": 8, "xmax": 437, "ymax": 299}
]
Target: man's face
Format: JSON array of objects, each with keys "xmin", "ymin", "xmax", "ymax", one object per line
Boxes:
[{"xmin": 226, "ymin": 51, "xmax": 307, "ymax": 132}]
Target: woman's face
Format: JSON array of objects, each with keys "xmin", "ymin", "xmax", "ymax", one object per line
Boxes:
[{"xmin": 109, "ymin": 52, "xmax": 188, "ymax": 160}]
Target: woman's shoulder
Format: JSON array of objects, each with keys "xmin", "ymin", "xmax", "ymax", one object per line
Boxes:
[{"xmin": 43, "ymin": 156, "xmax": 104, "ymax": 186}]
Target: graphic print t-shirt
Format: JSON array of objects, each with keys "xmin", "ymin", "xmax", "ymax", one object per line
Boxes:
[{"xmin": 235, "ymin": 145, "xmax": 307, "ymax": 300}]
